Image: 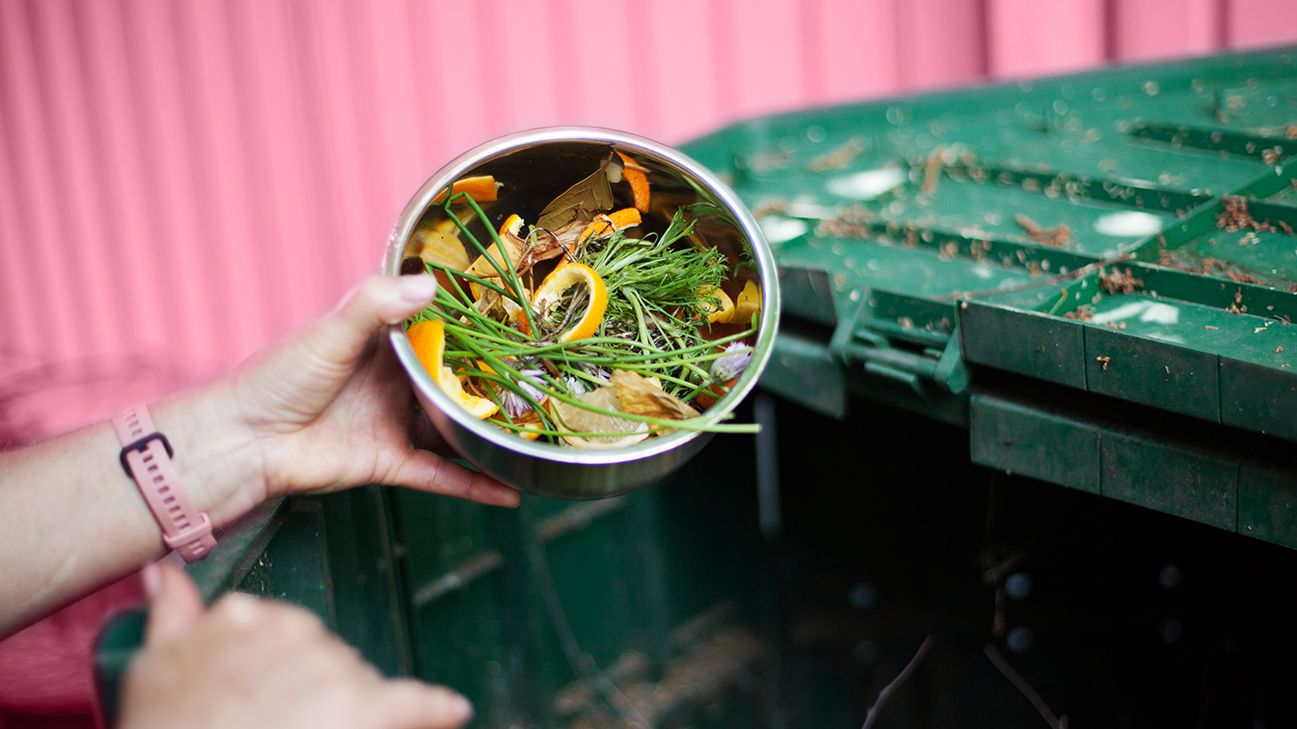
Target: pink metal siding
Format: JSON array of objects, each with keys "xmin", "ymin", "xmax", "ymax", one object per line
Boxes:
[{"xmin": 2, "ymin": 0, "xmax": 1295, "ymax": 436}]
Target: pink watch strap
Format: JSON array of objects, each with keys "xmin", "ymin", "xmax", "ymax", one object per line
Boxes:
[{"xmin": 112, "ymin": 404, "xmax": 217, "ymax": 563}]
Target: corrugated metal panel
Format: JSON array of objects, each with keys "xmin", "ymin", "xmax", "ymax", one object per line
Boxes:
[{"xmin": 0, "ymin": 0, "xmax": 1294, "ymax": 435}]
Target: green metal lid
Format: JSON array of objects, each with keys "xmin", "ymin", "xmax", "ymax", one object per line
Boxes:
[{"xmin": 683, "ymin": 46, "xmax": 1297, "ymax": 441}]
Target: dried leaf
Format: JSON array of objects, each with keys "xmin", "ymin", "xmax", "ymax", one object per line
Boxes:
[
  {"xmin": 537, "ymin": 154, "xmax": 616, "ymax": 231},
  {"xmin": 611, "ymin": 370, "xmax": 699, "ymax": 422},
  {"xmin": 473, "ymin": 283, "xmax": 531, "ymax": 320},
  {"xmin": 466, "ymin": 220, "xmax": 530, "ymax": 303},
  {"xmin": 552, "ymin": 387, "xmax": 649, "ymax": 450},
  {"xmin": 466, "ymin": 224, "xmax": 528, "ymax": 283},
  {"xmin": 523, "ymin": 216, "xmax": 590, "ymax": 268}
]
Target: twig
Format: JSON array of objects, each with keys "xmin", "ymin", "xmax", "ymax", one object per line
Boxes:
[
  {"xmin": 921, "ymin": 148, "xmax": 944, "ymax": 194},
  {"xmin": 984, "ymin": 644, "xmax": 1065, "ymax": 729},
  {"xmin": 1014, "ymin": 213, "xmax": 1070, "ymax": 247},
  {"xmin": 860, "ymin": 635, "xmax": 936, "ymax": 729}
]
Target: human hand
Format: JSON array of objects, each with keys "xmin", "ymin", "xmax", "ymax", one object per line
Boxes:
[
  {"xmin": 120, "ymin": 561, "xmax": 473, "ymax": 729},
  {"xmin": 162, "ymin": 274, "xmax": 519, "ymax": 525}
]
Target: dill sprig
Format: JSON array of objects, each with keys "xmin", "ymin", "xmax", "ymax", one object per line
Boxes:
[
  {"xmin": 577, "ymin": 208, "xmax": 730, "ymax": 392},
  {"xmin": 583, "ymin": 210, "xmax": 728, "ymax": 328}
]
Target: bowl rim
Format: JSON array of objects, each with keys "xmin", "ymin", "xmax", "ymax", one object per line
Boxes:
[{"xmin": 384, "ymin": 126, "xmax": 780, "ymax": 466}]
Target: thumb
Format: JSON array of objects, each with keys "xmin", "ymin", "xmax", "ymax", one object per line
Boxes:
[
  {"xmin": 301, "ymin": 274, "xmax": 438, "ymax": 367},
  {"xmin": 143, "ymin": 560, "xmax": 205, "ymax": 645}
]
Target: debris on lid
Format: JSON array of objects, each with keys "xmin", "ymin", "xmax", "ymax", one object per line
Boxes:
[
  {"xmin": 1098, "ymin": 267, "xmax": 1144, "ymax": 295},
  {"xmin": 1014, "ymin": 213, "xmax": 1070, "ymax": 247},
  {"xmin": 1217, "ymin": 196, "xmax": 1276, "ymax": 233},
  {"xmin": 807, "ymin": 137, "xmax": 865, "ymax": 174}
]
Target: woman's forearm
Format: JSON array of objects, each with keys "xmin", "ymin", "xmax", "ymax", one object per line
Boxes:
[
  {"xmin": 0, "ymin": 384, "xmax": 263, "ymax": 637},
  {"xmin": 0, "ymin": 275, "xmax": 518, "ymax": 638}
]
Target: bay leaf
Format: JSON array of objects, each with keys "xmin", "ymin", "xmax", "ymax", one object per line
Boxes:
[{"xmin": 537, "ymin": 154, "xmax": 617, "ymax": 231}]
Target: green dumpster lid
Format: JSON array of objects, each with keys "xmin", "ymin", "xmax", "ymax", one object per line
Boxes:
[{"xmin": 682, "ymin": 46, "xmax": 1297, "ymax": 441}]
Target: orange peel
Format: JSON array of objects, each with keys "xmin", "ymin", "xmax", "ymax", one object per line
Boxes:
[
  {"xmin": 432, "ymin": 175, "xmax": 501, "ymax": 204},
  {"xmin": 616, "ymin": 151, "xmax": 651, "ymax": 212},
  {"xmin": 407, "ymin": 319, "xmax": 499, "ymax": 419},
  {"xmin": 575, "ymin": 208, "xmax": 642, "ymax": 249}
]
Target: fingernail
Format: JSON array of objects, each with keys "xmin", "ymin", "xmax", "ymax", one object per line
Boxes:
[
  {"xmin": 141, "ymin": 562, "xmax": 162, "ymax": 599},
  {"xmin": 498, "ymin": 488, "xmax": 522, "ymax": 509},
  {"xmin": 397, "ymin": 274, "xmax": 437, "ymax": 303}
]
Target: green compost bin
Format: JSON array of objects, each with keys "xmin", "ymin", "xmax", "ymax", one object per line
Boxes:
[
  {"xmin": 682, "ymin": 44, "xmax": 1297, "ymax": 543},
  {"xmin": 97, "ymin": 46, "xmax": 1297, "ymax": 727}
]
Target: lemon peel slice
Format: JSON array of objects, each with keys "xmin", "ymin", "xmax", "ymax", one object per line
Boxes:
[
  {"xmin": 531, "ymin": 262, "xmax": 608, "ymax": 342},
  {"xmin": 698, "ymin": 285, "xmax": 735, "ymax": 324},
  {"xmin": 733, "ymin": 280, "xmax": 762, "ymax": 323}
]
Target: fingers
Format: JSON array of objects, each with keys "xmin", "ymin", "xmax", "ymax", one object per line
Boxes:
[
  {"xmin": 300, "ymin": 275, "xmax": 438, "ymax": 368},
  {"xmin": 144, "ymin": 560, "xmax": 205, "ymax": 645},
  {"xmin": 378, "ymin": 679, "xmax": 473, "ymax": 729},
  {"xmin": 131, "ymin": 568, "xmax": 476, "ymax": 729},
  {"xmin": 392, "ymin": 449, "xmax": 520, "ymax": 508}
]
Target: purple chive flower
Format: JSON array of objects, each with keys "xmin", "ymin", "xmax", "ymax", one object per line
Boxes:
[
  {"xmin": 710, "ymin": 343, "xmax": 753, "ymax": 382},
  {"xmin": 500, "ymin": 369, "xmax": 547, "ymax": 419}
]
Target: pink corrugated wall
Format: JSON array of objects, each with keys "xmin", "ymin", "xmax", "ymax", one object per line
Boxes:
[{"xmin": 2, "ymin": 0, "xmax": 1296, "ymax": 436}]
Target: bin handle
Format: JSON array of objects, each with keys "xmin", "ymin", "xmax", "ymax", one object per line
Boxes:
[{"xmin": 829, "ymin": 291, "xmax": 968, "ymax": 395}]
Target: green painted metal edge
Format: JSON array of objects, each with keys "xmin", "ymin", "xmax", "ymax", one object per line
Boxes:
[
  {"xmin": 1083, "ymin": 324, "xmax": 1222, "ymax": 422},
  {"xmin": 1239, "ymin": 461, "xmax": 1297, "ymax": 549},
  {"xmin": 1099, "ymin": 427, "xmax": 1239, "ymax": 530},
  {"xmin": 969, "ymin": 386, "xmax": 1297, "ymax": 542},
  {"xmin": 959, "ymin": 302, "xmax": 1087, "ymax": 390},
  {"xmin": 1219, "ymin": 356, "xmax": 1297, "ymax": 441},
  {"xmin": 970, "ymin": 393, "xmax": 1101, "ymax": 494}
]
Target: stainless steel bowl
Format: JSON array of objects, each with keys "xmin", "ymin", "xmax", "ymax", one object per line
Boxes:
[{"xmin": 384, "ymin": 127, "xmax": 779, "ymax": 499}]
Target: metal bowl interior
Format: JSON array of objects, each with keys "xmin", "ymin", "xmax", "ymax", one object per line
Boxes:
[{"xmin": 384, "ymin": 127, "xmax": 779, "ymax": 498}]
